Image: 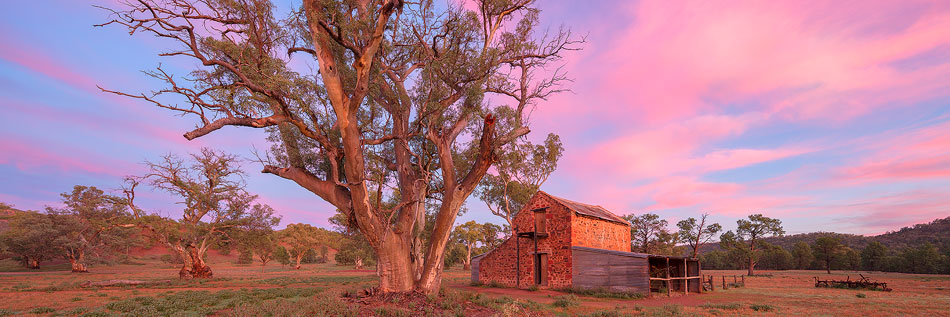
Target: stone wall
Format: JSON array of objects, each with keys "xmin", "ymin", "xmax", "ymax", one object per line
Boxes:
[
  {"xmin": 571, "ymin": 213, "xmax": 631, "ymax": 252},
  {"xmin": 476, "ymin": 192, "xmax": 574, "ymax": 289}
]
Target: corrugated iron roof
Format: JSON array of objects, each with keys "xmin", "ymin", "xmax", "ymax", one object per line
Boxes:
[{"xmin": 542, "ymin": 191, "xmax": 631, "ymax": 225}]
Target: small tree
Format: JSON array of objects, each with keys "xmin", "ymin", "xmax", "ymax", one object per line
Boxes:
[
  {"xmin": 791, "ymin": 241, "xmax": 814, "ymax": 270},
  {"xmin": 274, "ymin": 246, "xmax": 291, "ymax": 266},
  {"xmin": 477, "ymin": 134, "xmax": 563, "ymax": 232},
  {"xmin": 280, "ymin": 223, "xmax": 337, "ymax": 269},
  {"xmin": 47, "ymin": 185, "xmax": 136, "ymax": 272},
  {"xmin": 624, "ymin": 213, "xmax": 677, "ymax": 254},
  {"xmin": 676, "ymin": 214, "xmax": 721, "ymax": 258},
  {"xmin": 721, "ymin": 214, "xmax": 784, "ymax": 276},
  {"xmin": 812, "ymin": 236, "xmax": 842, "ymax": 274},
  {"xmin": 126, "ymin": 149, "xmax": 280, "ymax": 278},
  {"xmin": 861, "ymin": 241, "xmax": 887, "ymax": 271},
  {"xmin": 0, "ymin": 211, "xmax": 57, "ymax": 269},
  {"xmin": 452, "ymin": 221, "xmax": 482, "ymax": 270}
]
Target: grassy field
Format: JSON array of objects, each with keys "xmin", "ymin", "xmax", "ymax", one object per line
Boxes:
[{"xmin": 1, "ymin": 257, "xmax": 948, "ymax": 316}]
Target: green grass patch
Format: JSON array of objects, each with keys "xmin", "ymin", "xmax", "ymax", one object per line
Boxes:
[
  {"xmin": 556, "ymin": 287, "xmax": 645, "ymax": 299},
  {"xmin": 700, "ymin": 303, "xmax": 742, "ymax": 310},
  {"xmin": 551, "ymin": 295, "xmax": 580, "ymax": 308},
  {"xmin": 749, "ymin": 304, "xmax": 776, "ymax": 312},
  {"xmin": 29, "ymin": 307, "xmax": 56, "ymax": 314},
  {"xmin": 102, "ymin": 287, "xmax": 325, "ymax": 315}
]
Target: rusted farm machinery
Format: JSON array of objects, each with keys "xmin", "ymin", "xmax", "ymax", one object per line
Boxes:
[{"xmin": 814, "ymin": 274, "xmax": 892, "ymax": 292}]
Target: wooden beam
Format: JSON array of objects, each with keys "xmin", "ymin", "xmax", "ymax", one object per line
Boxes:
[
  {"xmin": 683, "ymin": 258, "xmax": 688, "ymax": 295},
  {"xmin": 666, "ymin": 257, "xmax": 671, "ymax": 297}
]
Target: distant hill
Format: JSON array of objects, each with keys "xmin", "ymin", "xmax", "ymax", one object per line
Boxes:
[{"xmin": 700, "ymin": 216, "xmax": 950, "ymax": 254}]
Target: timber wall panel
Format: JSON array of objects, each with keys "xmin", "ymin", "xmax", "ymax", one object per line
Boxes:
[{"xmin": 571, "ymin": 247, "xmax": 650, "ymax": 293}]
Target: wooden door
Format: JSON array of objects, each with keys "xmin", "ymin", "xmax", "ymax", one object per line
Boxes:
[{"xmin": 535, "ymin": 253, "xmax": 549, "ymax": 286}]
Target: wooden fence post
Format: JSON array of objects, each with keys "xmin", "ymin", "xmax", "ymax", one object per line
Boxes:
[
  {"xmin": 710, "ymin": 275, "xmax": 715, "ymax": 291},
  {"xmin": 722, "ymin": 276, "xmax": 726, "ymax": 289},
  {"xmin": 741, "ymin": 275, "xmax": 745, "ymax": 286}
]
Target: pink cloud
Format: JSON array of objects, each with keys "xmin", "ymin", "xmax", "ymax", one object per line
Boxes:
[
  {"xmin": 0, "ymin": 138, "xmax": 137, "ymax": 177},
  {"xmin": 837, "ymin": 119, "xmax": 950, "ymax": 182},
  {"xmin": 534, "ymin": 0, "xmax": 950, "ymax": 126}
]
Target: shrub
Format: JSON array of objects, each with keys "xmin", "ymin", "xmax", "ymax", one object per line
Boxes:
[
  {"xmin": 750, "ymin": 304, "xmax": 775, "ymax": 312},
  {"xmin": 701, "ymin": 303, "xmax": 742, "ymax": 310},
  {"xmin": 856, "ymin": 293, "xmax": 867, "ymax": 298},
  {"xmin": 30, "ymin": 307, "xmax": 56, "ymax": 314},
  {"xmin": 551, "ymin": 295, "xmax": 580, "ymax": 308},
  {"xmin": 0, "ymin": 309, "xmax": 14, "ymax": 316}
]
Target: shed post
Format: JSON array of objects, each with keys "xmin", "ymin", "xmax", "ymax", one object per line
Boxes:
[
  {"xmin": 666, "ymin": 257, "xmax": 671, "ymax": 297},
  {"xmin": 683, "ymin": 258, "xmax": 688, "ymax": 294}
]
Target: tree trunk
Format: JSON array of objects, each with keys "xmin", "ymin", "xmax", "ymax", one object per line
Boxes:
[
  {"xmin": 463, "ymin": 243, "xmax": 472, "ymax": 270},
  {"xmin": 69, "ymin": 249, "xmax": 88, "ymax": 273},
  {"xmin": 186, "ymin": 245, "xmax": 213, "ymax": 279},
  {"xmin": 826, "ymin": 260, "xmax": 831, "ymax": 274},
  {"xmin": 27, "ymin": 257, "xmax": 40, "ymax": 270},
  {"xmin": 747, "ymin": 243, "xmax": 756, "ymax": 276},
  {"xmin": 354, "ymin": 258, "xmax": 363, "ymax": 270},
  {"xmin": 375, "ymin": 232, "xmax": 415, "ymax": 293},
  {"xmin": 294, "ymin": 254, "xmax": 303, "ymax": 270}
]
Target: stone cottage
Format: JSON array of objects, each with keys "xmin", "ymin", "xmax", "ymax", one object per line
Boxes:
[{"xmin": 472, "ymin": 191, "xmax": 701, "ymax": 295}]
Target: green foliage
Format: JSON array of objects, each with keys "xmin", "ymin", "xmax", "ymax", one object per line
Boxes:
[
  {"xmin": 677, "ymin": 214, "xmax": 722, "ymax": 257},
  {"xmin": 279, "ymin": 223, "xmax": 340, "ymax": 267},
  {"xmin": 273, "ymin": 246, "xmax": 290, "ymax": 265},
  {"xmin": 719, "ymin": 214, "xmax": 784, "ymax": 273},
  {"xmin": 476, "ymin": 133, "xmax": 564, "ymax": 228},
  {"xmin": 856, "ymin": 293, "xmax": 867, "ymax": 298},
  {"xmin": 861, "ymin": 241, "xmax": 887, "ymax": 271},
  {"xmin": 0, "ymin": 210, "xmax": 58, "ymax": 268},
  {"xmin": 792, "ymin": 241, "xmax": 814, "ymax": 269},
  {"xmin": 813, "ymin": 236, "xmax": 843, "ymax": 273},
  {"xmin": 624, "ymin": 213, "xmax": 679, "ymax": 255}
]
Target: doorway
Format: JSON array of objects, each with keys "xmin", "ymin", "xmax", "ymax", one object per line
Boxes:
[{"xmin": 534, "ymin": 253, "xmax": 548, "ymax": 286}]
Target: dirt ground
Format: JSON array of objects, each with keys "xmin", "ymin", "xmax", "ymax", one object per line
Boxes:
[{"xmin": 1, "ymin": 255, "xmax": 949, "ymax": 316}]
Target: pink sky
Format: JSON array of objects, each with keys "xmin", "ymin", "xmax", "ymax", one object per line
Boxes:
[{"xmin": 1, "ymin": 0, "xmax": 948, "ymax": 235}]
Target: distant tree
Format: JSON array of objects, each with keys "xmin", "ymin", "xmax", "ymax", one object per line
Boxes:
[
  {"xmin": 813, "ymin": 236, "xmax": 843, "ymax": 274},
  {"xmin": 477, "ymin": 134, "xmax": 563, "ymax": 232},
  {"xmin": 125, "ymin": 149, "xmax": 280, "ymax": 279},
  {"xmin": 861, "ymin": 242, "xmax": 887, "ymax": 271},
  {"xmin": 280, "ymin": 223, "xmax": 338, "ymax": 269},
  {"xmin": 902, "ymin": 243, "xmax": 941, "ymax": 274},
  {"xmin": 791, "ymin": 242, "xmax": 814, "ymax": 270},
  {"xmin": 242, "ymin": 216, "xmax": 282, "ymax": 272},
  {"xmin": 676, "ymin": 214, "xmax": 722, "ymax": 258},
  {"xmin": 840, "ymin": 247, "xmax": 861, "ymax": 271},
  {"xmin": 0, "ymin": 211, "xmax": 57, "ymax": 269},
  {"xmin": 480, "ymin": 222, "xmax": 504, "ymax": 249},
  {"xmin": 330, "ymin": 213, "xmax": 375, "ymax": 269},
  {"xmin": 624, "ymin": 213, "xmax": 677, "ymax": 254},
  {"xmin": 47, "ymin": 185, "xmax": 136, "ymax": 272},
  {"xmin": 721, "ymin": 214, "xmax": 784, "ymax": 276},
  {"xmin": 273, "ymin": 246, "xmax": 291, "ymax": 266},
  {"xmin": 451, "ymin": 221, "xmax": 495, "ymax": 270},
  {"xmin": 757, "ymin": 242, "xmax": 793, "ymax": 270}
]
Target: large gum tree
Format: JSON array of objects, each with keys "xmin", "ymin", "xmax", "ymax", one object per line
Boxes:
[{"xmin": 98, "ymin": 0, "xmax": 579, "ymax": 293}]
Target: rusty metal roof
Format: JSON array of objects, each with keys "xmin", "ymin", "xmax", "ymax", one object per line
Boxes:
[{"xmin": 542, "ymin": 191, "xmax": 631, "ymax": 225}]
